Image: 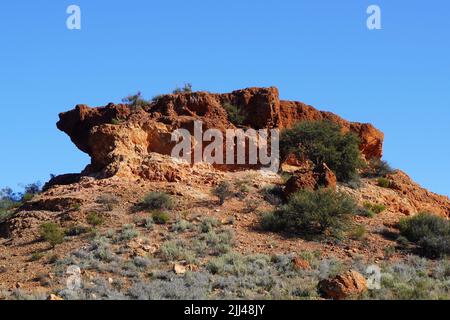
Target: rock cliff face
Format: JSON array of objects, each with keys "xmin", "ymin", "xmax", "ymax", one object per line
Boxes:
[{"xmin": 56, "ymin": 87, "xmax": 384, "ymax": 181}]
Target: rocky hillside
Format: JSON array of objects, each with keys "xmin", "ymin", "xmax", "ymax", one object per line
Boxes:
[{"xmin": 0, "ymin": 87, "xmax": 449, "ymax": 300}]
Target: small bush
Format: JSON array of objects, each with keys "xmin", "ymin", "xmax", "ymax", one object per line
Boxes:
[
  {"xmin": 30, "ymin": 252, "xmax": 44, "ymax": 262},
  {"xmin": 261, "ymin": 189, "xmax": 356, "ymax": 238},
  {"xmin": 110, "ymin": 118, "xmax": 122, "ymax": 125},
  {"xmin": 200, "ymin": 217, "xmax": 220, "ymax": 233},
  {"xmin": 365, "ymin": 158, "xmax": 395, "ymax": 177},
  {"xmin": 171, "ymin": 219, "xmax": 192, "ymax": 233},
  {"xmin": 140, "ymin": 192, "xmax": 174, "ymax": 211},
  {"xmin": 223, "ymin": 103, "xmax": 245, "ymax": 126},
  {"xmin": 96, "ymin": 194, "xmax": 119, "ymax": 211},
  {"xmin": 39, "ymin": 223, "xmax": 65, "ymax": 247},
  {"xmin": 122, "ymin": 91, "xmax": 149, "ymax": 109},
  {"xmin": 117, "ymin": 224, "xmax": 139, "ymax": 242},
  {"xmin": 212, "ymin": 182, "xmax": 233, "ymax": 205},
  {"xmin": 261, "ymin": 185, "xmax": 284, "ymax": 206},
  {"xmin": 260, "ymin": 212, "xmax": 287, "ymax": 231},
  {"xmin": 377, "ymin": 178, "xmax": 391, "ymax": 188},
  {"xmin": 398, "ymin": 213, "xmax": 450, "ymax": 258},
  {"xmin": 152, "ymin": 211, "xmax": 170, "ymax": 225},
  {"xmin": 350, "ymin": 225, "xmax": 367, "ymax": 240},
  {"xmin": 363, "ymin": 202, "xmax": 386, "ymax": 214},
  {"xmin": 356, "ymin": 207, "xmax": 375, "ymax": 218},
  {"xmin": 86, "ymin": 212, "xmax": 105, "ymax": 227},
  {"xmin": 201, "ymin": 229, "xmax": 234, "ymax": 255},
  {"xmin": 65, "ymin": 224, "xmax": 90, "ymax": 237},
  {"xmin": 172, "ymin": 83, "xmax": 193, "ymax": 94},
  {"xmin": 144, "ymin": 217, "xmax": 154, "ymax": 230},
  {"xmin": 160, "ymin": 241, "xmax": 196, "ymax": 263},
  {"xmin": 280, "ymin": 121, "xmax": 363, "ymax": 182}
]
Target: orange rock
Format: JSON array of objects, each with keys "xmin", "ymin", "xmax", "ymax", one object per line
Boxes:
[
  {"xmin": 53, "ymin": 87, "xmax": 384, "ymax": 186},
  {"xmin": 318, "ymin": 270, "xmax": 368, "ymax": 300},
  {"xmin": 292, "ymin": 257, "xmax": 311, "ymax": 270}
]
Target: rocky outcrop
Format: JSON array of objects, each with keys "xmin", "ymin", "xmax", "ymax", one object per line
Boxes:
[{"xmin": 55, "ymin": 87, "xmax": 384, "ymax": 183}]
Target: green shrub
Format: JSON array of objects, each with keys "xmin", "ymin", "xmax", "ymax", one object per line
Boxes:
[
  {"xmin": 30, "ymin": 252, "xmax": 44, "ymax": 262},
  {"xmin": 160, "ymin": 241, "xmax": 196, "ymax": 263},
  {"xmin": 201, "ymin": 229, "xmax": 234, "ymax": 255},
  {"xmin": 223, "ymin": 103, "xmax": 245, "ymax": 126},
  {"xmin": 96, "ymin": 194, "xmax": 119, "ymax": 211},
  {"xmin": 110, "ymin": 118, "xmax": 122, "ymax": 125},
  {"xmin": 122, "ymin": 91, "xmax": 149, "ymax": 109},
  {"xmin": 86, "ymin": 212, "xmax": 105, "ymax": 227},
  {"xmin": 171, "ymin": 219, "xmax": 192, "ymax": 233},
  {"xmin": 280, "ymin": 121, "xmax": 362, "ymax": 182},
  {"xmin": 172, "ymin": 83, "xmax": 193, "ymax": 94},
  {"xmin": 143, "ymin": 217, "xmax": 154, "ymax": 230},
  {"xmin": 377, "ymin": 178, "xmax": 391, "ymax": 188},
  {"xmin": 350, "ymin": 225, "xmax": 367, "ymax": 240},
  {"xmin": 200, "ymin": 217, "xmax": 220, "ymax": 233},
  {"xmin": 398, "ymin": 213, "xmax": 450, "ymax": 258},
  {"xmin": 363, "ymin": 202, "xmax": 386, "ymax": 214},
  {"xmin": 117, "ymin": 224, "xmax": 139, "ymax": 242},
  {"xmin": 140, "ymin": 192, "xmax": 174, "ymax": 211},
  {"xmin": 65, "ymin": 224, "xmax": 90, "ymax": 237},
  {"xmin": 212, "ymin": 181, "xmax": 233, "ymax": 205},
  {"xmin": 261, "ymin": 185, "xmax": 284, "ymax": 206},
  {"xmin": 356, "ymin": 207, "xmax": 375, "ymax": 218},
  {"xmin": 365, "ymin": 158, "xmax": 395, "ymax": 177},
  {"xmin": 39, "ymin": 223, "xmax": 65, "ymax": 247},
  {"xmin": 260, "ymin": 212, "xmax": 287, "ymax": 231},
  {"xmin": 261, "ymin": 189, "xmax": 356, "ymax": 238},
  {"xmin": 152, "ymin": 211, "xmax": 170, "ymax": 225}
]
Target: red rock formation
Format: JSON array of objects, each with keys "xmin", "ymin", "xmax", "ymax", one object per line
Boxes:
[{"xmin": 56, "ymin": 87, "xmax": 384, "ymax": 179}]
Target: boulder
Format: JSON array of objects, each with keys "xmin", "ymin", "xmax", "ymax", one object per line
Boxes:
[{"xmin": 318, "ymin": 270, "xmax": 368, "ymax": 300}]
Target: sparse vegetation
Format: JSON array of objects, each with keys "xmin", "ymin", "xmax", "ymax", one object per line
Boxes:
[
  {"xmin": 172, "ymin": 83, "xmax": 193, "ymax": 94},
  {"xmin": 223, "ymin": 103, "xmax": 245, "ymax": 126},
  {"xmin": 280, "ymin": 121, "xmax": 363, "ymax": 182},
  {"xmin": 139, "ymin": 192, "xmax": 174, "ymax": 211},
  {"xmin": 110, "ymin": 118, "xmax": 122, "ymax": 125},
  {"xmin": 39, "ymin": 222, "xmax": 65, "ymax": 247},
  {"xmin": 160, "ymin": 241, "xmax": 196, "ymax": 263},
  {"xmin": 261, "ymin": 189, "xmax": 357, "ymax": 239},
  {"xmin": 96, "ymin": 194, "xmax": 119, "ymax": 211},
  {"xmin": 364, "ymin": 158, "xmax": 395, "ymax": 178},
  {"xmin": 152, "ymin": 211, "xmax": 170, "ymax": 225},
  {"xmin": 122, "ymin": 91, "xmax": 149, "ymax": 109},
  {"xmin": 212, "ymin": 181, "xmax": 233, "ymax": 205},
  {"xmin": 377, "ymin": 178, "xmax": 392, "ymax": 188},
  {"xmin": 261, "ymin": 185, "xmax": 284, "ymax": 206},
  {"xmin": 171, "ymin": 219, "xmax": 192, "ymax": 233},
  {"xmin": 116, "ymin": 224, "xmax": 139, "ymax": 242},
  {"xmin": 398, "ymin": 213, "xmax": 450, "ymax": 258},
  {"xmin": 200, "ymin": 217, "xmax": 220, "ymax": 233},
  {"xmin": 363, "ymin": 202, "xmax": 386, "ymax": 214},
  {"xmin": 86, "ymin": 212, "xmax": 105, "ymax": 227},
  {"xmin": 65, "ymin": 224, "xmax": 90, "ymax": 237},
  {"xmin": 350, "ymin": 225, "xmax": 367, "ymax": 240}
]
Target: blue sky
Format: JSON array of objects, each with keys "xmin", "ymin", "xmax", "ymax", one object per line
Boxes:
[{"xmin": 0, "ymin": 0, "xmax": 449, "ymax": 196}]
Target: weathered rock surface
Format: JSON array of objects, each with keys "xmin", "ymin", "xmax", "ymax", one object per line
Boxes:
[
  {"xmin": 55, "ymin": 87, "xmax": 384, "ymax": 184},
  {"xmin": 284, "ymin": 162, "xmax": 337, "ymax": 198},
  {"xmin": 318, "ymin": 270, "xmax": 368, "ymax": 300}
]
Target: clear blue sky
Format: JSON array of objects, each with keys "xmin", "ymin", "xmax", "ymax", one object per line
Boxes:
[{"xmin": 0, "ymin": 1, "xmax": 449, "ymax": 196}]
